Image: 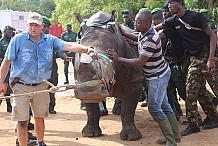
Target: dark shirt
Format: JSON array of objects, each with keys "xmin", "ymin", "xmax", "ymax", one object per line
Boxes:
[
  {"xmin": 0, "ymin": 36, "xmax": 10, "ymax": 61},
  {"xmin": 61, "ymin": 31, "xmax": 77, "ymax": 42},
  {"xmin": 61, "ymin": 31, "xmax": 77, "ymax": 57},
  {"xmin": 163, "ymin": 10, "xmax": 210, "ymax": 56},
  {"xmin": 122, "ymin": 22, "xmax": 135, "ymax": 30}
]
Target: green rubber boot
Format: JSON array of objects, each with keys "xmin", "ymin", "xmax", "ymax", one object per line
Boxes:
[
  {"xmin": 167, "ymin": 112, "xmax": 180, "ymax": 142},
  {"xmin": 157, "ymin": 119, "xmax": 177, "ymax": 146}
]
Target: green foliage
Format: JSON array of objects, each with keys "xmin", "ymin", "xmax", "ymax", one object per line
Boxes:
[
  {"xmin": 184, "ymin": 0, "xmax": 218, "ymax": 24},
  {"xmin": 0, "ymin": 0, "xmax": 55, "ymax": 18},
  {"xmin": 1, "ymin": 0, "xmax": 217, "ymax": 29},
  {"xmin": 51, "ymin": 0, "xmax": 145, "ymax": 31},
  {"xmin": 145, "ymin": 0, "xmax": 166, "ymax": 10}
]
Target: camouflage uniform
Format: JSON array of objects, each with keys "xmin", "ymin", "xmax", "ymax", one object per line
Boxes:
[
  {"xmin": 186, "ymin": 44, "xmax": 218, "ymax": 126},
  {"xmin": 61, "ymin": 26, "xmax": 77, "ymax": 83}
]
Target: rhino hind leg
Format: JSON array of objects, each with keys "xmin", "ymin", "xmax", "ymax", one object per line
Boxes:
[
  {"xmin": 120, "ymin": 126, "xmax": 142, "ymax": 141},
  {"xmin": 82, "ymin": 103, "xmax": 102, "ymax": 137},
  {"xmin": 112, "ymin": 98, "xmax": 122, "ymax": 115}
]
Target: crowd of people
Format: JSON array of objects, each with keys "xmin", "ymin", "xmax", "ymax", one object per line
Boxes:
[{"xmin": 0, "ymin": 0, "xmax": 218, "ymax": 145}]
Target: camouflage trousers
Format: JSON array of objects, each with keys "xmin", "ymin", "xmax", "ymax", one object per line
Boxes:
[{"xmin": 186, "ymin": 45, "xmax": 218, "ymax": 126}]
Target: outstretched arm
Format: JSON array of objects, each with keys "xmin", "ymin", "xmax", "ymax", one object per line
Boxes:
[
  {"xmin": 106, "ymin": 49, "xmax": 149, "ymax": 67},
  {"xmin": 118, "ymin": 23, "xmax": 138, "ymax": 41}
]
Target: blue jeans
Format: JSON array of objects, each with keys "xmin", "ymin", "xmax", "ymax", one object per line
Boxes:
[{"xmin": 147, "ymin": 70, "xmax": 173, "ymax": 122}]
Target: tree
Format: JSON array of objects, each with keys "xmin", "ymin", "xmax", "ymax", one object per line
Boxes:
[
  {"xmin": 51, "ymin": 0, "xmax": 146, "ymax": 31},
  {"xmin": 0, "ymin": 0, "xmax": 55, "ymax": 18}
]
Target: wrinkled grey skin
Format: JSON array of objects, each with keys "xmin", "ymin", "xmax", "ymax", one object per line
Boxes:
[{"xmin": 74, "ymin": 13, "xmax": 143, "ymax": 141}]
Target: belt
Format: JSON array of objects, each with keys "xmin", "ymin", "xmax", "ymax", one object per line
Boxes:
[{"xmin": 18, "ymin": 82, "xmax": 41, "ymax": 86}]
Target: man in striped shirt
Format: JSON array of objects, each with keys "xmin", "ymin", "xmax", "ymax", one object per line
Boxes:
[{"xmin": 107, "ymin": 10, "xmax": 180, "ymax": 146}]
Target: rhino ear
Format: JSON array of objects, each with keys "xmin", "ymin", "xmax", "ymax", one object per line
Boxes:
[{"xmin": 110, "ymin": 9, "xmax": 116, "ymax": 21}]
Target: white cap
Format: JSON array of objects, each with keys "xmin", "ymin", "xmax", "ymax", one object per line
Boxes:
[{"xmin": 27, "ymin": 12, "xmax": 43, "ymax": 25}]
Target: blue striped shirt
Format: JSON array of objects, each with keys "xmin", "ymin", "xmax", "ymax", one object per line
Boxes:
[
  {"xmin": 5, "ymin": 32, "xmax": 65, "ymax": 85},
  {"xmin": 138, "ymin": 27, "xmax": 169, "ymax": 80}
]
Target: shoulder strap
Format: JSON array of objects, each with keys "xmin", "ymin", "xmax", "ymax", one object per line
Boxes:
[{"xmin": 178, "ymin": 18, "xmax": 203, "ymax": 31}]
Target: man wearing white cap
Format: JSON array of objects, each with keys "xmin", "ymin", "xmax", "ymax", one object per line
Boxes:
[{"xmin": 0, "ymin": 12, "xmax": 97, "ymax": 146}]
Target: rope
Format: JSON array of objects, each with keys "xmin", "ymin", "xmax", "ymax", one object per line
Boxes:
[{"xmin": 0, "ymin": 80, "xmax": 103, "ymax": 100}]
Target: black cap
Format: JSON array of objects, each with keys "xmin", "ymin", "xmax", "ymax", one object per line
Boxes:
[
  {"xmin": 121, "ymin": 9, "xmax": 133, "ymax": 15},
  {"xmin": 163, "ymin": 3, "xmax": 169, "ymax": 10}
]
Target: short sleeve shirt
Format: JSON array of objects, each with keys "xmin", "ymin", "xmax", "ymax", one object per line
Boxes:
[
  {"xmin": 163, "ymin": 10, "xmax": 210, "ymax": 56},
  {"xmin": 138, "ymin": 27, "xmax": 169, "ymax": 80},
  {"xmin": 5, "ymin": 32, "xmax": 65, "ymax": 85}
]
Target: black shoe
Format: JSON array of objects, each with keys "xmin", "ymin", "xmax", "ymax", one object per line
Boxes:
[
  {"xmin": 16, "ymin": 139, "xmax": 37, "ymax": 146},
  {"xmin": 28, "ymin": 122, "xmax": 34, "ymax": 130},
  {"xmin": 28, "ymin": 132, "xmax": 37, "ymax": 140},
  {"xmin": 202, "ymin": 117, "xmax": 218, "ymax": 130},
  {"xmin": 181, "ymin": 125, "xmax": 200, "ymax": 136},
  {"xmin": 64, "ymin": 81, "xmax": 69, "ymax": 84},
  {"xmin": 49, "ymin": 109, "xmax": 57, "ymax": 114},
  {"xmin": 201, "ymin": 116, "xmax": 211, "ymax": 126}
]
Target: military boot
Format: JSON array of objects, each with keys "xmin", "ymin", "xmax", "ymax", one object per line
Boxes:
[
  {"xmin": 181, "ymin": 125, "xmax": 200, "ymax": 136},
  {"xmin": 157, "ymin": 119, "xmax": 177, "ymax": 146},
  {"xmin": 167, "ymin": 113, "xmax": 180, "ymax": 142}
]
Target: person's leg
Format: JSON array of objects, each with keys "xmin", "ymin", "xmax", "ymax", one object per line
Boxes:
[
  {"xmin": 31, "ymin": 83, "xmax": 49, "ymax": 144},
  {"xmin": 64, "ymin": 60, "xmax": 69, "ymax": 84},
  {"xmin": 181, "ymin": 56, "xmax": 203, "ymax": 136},
  {"xmin": 48, "ymin": 70, "xmax": 58, "ymax": 114},
  {"xmin": 147, "ymin": 70, "xmax": 176, "ymax": 145},
  {"xmin": 34, "ymin": 117, "xmax": 45, "ymax": 142},
  {"xmin": 6, "ymin": 98, "xmax": 12, "ymax": 112},
  {"xmin": 12, "ymin": 84, "xmax": 32, "ymax": 146},
  {"xmin": 17, "ymin": 120, "xmax": 29, "ymax": 146}
]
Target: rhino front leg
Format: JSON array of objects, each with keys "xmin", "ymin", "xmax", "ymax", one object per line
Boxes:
[
  {"xmin": 82, "ymin": 103, "xmax": 102, "ymax": 137},
  {"xmin": 120, "ymin": 86, "xmax": 142, "ymax": 141}
]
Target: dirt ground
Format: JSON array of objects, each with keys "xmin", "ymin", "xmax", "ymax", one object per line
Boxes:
[{"xmin": 1, "ymin": 58, "xmax": 218, "ymax": 146}]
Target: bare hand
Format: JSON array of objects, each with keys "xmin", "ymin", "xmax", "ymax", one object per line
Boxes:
[
  {"xmin": 106, "ymin": 49, "xmax": 119, "ymax": 61},
  {"xmin": 0, "ymin": 82, "xmax": 6, "ymax": 97},
  {"xmin": 87, "ymin": 47, "xmax": 100, "ymax": 59},
  {"xmin": 125, "ymin": 37, "xmax": 135, "ymax": 46},
  {"xmin": 66, "ymin": 57, "xmax": 73, "ymax": 62},
  {"xmin": 207, "ymin": 59, "xmax": 216, "ymax": 73}
]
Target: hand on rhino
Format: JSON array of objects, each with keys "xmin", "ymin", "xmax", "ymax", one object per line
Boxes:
[{"xmin": 106, "ymin": 49, "xmax": 119, "ymax": 61}]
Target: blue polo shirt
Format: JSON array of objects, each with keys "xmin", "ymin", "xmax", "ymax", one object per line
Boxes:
[{"xmin": 5, "ymin": 32, "xmax": 65, "ymax": 85}]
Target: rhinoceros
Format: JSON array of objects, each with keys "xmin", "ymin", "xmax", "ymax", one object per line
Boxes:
[{"xmin": 74, "ymin": 11, "xmax": 143, "ymax": 141}]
